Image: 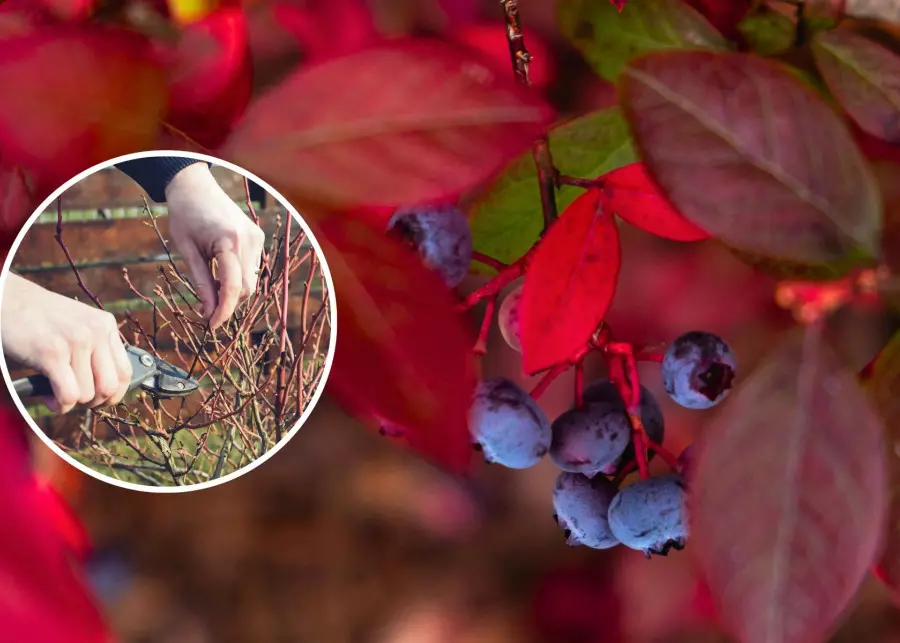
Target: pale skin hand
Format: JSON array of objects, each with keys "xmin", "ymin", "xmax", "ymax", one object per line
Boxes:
[
  {"xmin": 0, "ymin": 273, "xmax": 132, "ymax": 413},
  {"xmin": 164, "ymin": 163, "xmax": 266, "ymax": 330}
]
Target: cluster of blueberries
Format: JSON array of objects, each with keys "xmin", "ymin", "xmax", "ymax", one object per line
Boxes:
[{"xmin": 386, "ymin": 205, "xmax": 738, "ymax": 558}]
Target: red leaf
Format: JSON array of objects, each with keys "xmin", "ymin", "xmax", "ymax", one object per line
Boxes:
[
  {"xmin": 520, "ymin": 189, "xmax": 621, "ymax": 374},
  {"xmin": 272, "ymin": 0, "xmax": 377, "ymax": 62},
  {"xmin": 609, "ymin": 0, "xmax": 626, "ymax": 10},
  {"xmin": 602, "ymin": 162, "xmax": 711, "ymax": 242},
  {"xmin": 38, "ymin": 0, "xmax": 97, "ymax": 21},
  {"xmin": 449, "ymin": 22, "xmax": 555, "ymax": 91},
  {"xmin": 0, "ymin": 27, "xmax": 168, "ymax": 187},
  {"xmin": 691, "ymin": 326, "xmax": 887, "ymax": 643},
  {"xmin": 0, "ymin": 405, "xmax": 111, "ymax": 642},
  {"xmin": 164, "ymin": 6, "xmax": 252, "ymax": 149},
  {"xmin": 220, "ymin": 39, "xmax": 553, "ymax": 210},
  {"xmin": 316, "ymin": 214, "xmax": 475, "ymax": 473},
  {"xmin": 0, "ymin": 163, "xmax": 39, "ymax": 237},
  {"xmin": 620, "ymin": 51, "xmax": 882, "ymax": 266},
  {"xmin": 34, "ymin": 476, "xmax": 92, "ymax": 562},
  {"xmin": 681, "ymin": 0, "xmax": 753, "ymax": 41}
]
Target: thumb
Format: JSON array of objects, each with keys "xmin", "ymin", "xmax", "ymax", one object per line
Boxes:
[{"xmin": 179, "ymin": 241, "xmax": 218, "ymax": 321}]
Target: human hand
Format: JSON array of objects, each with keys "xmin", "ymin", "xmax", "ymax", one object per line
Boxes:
[
  {"xmin": 1, "ymin": 274, "xmax": 132, "ymax": 413},
  {"xmin": 164, "ymin": 163, "xmax": 266, "ymax": 330}
]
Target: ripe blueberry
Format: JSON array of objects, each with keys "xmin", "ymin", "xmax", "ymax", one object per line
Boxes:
[
  {"xmin": 469, "ymin": 377, "xmax": 551, "ymax": 469},
  {"xmin": 498, "ymin": 283, "xmax": 523, "ymax": 352},
  {"xmin": 579, "ymin": 381, "xmax": 665, "ymax": 476},
  {"xmin": 662, "ymin": 331, "xmax": 736, "ymax": 410},
  {"xmin": 608, "ymin": 474, "xmax": 688, "ymax": 558},
  {"xmin": 552, "ymin": 472, "xmax": 620, "ymax": 549},
  {"xmin": 387, "ymin": 203, "xmax": 473, "ymax": 288},
  {"xmin": 549, "ymin": 402, "xmax": 631, "ymax": 478}
]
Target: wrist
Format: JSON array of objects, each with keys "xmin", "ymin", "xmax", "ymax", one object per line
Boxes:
[{"xmin": 163, "ymin": 162, "xmax": 217, "ymax": 205}]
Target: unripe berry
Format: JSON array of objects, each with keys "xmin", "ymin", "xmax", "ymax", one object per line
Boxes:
[
  {"xmin": 608, "ymin": 474, "xmax": 688, "ymax": 557},
  {"xmin": 498, "ymin": 283, "xmax": 523, "ymax": 352},
  {"xmin": 552, "ymin": 472, "xmax": 620, "ymax": 549},
  {"xmin": 579, "ymin": 380, "xmax": 665, "ymax": 476},
  {"xmin": 387, "ymin": 203, "xmax": 473, "ymax": 288},
  {"xmin": 549, "ymin": 402, "xmax": 631, "ymax": 478},
  {"xmin": 469, "ymin": 378, "xmax": 551, "ymax": 469},
  {"xmin": 662, "ymin": 331, "xmax": 736, "ymax": 410}
]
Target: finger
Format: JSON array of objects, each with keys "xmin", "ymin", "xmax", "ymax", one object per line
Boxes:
[
  {"xmin": 70, "ymin": 345, "xmax": 95, "ymax": 406},
  {"xmin": 88, "ymin": 343, "xmax": 119, "ymax": 408},
  {"xmin": 210, "ymin": 250, "xmax": 242, "ymax": 329},
  {"xmin": 108, "ymin": 333, "xmax": 132, "ymax": 405},
  {"xmin": 44, "ymin": 364, "xmax": 79, "ymax": 415},
  {"xmin": 239, "ymin": 225, "xmax": 266, "ymax": 298},
  {"xmin": 179, "ymin": 241, "xmax": 218, "ymax": 321}
]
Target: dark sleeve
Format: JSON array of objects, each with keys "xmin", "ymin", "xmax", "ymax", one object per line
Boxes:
[{"xmin": 115, "ymin": 157, "xmax": 210, "ymax": 203}]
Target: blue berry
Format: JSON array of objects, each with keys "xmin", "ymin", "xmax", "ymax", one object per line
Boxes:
[
  {"xmin": 579, "ymin": 381, "xmax": 665, "ymax": 476},
  {"xmin": 662, "ymin": 331, "xmax": 736, "ymax": 410},
  {"xmin": 549, "ymin": 402, "xmax": 631, "ymax": 477},
  {"xmin": 608, "ymin": 474, "xmax": 688, "ymax": 557},
  {"xmin": 387, "ymin": 203, "xmax": 473, "ymax": 287},
  {"xmin": 552, "ymin": 472, "xmax": 620, "ymax": 549},
  {"xmin": 469, "ymin": 378, "xmax": 551, "ymax": 469},
  {"xmin": 498, "ymin": 283, "xmax": 523, "ymax": 352}
]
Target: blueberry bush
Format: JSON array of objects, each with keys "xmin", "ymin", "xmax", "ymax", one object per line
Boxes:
[{"xmin": 0, "ymin": 0, "xmax": 899, "ymax": 642}]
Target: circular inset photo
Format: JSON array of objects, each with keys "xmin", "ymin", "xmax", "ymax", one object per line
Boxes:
[{"xmin": 0, "ymin": 151, "xmax": 336, "ymax": 492}]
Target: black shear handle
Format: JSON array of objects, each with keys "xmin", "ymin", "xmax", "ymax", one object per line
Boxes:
[{"xmin": 12, "ymin": 373, "xmax": 53, "ymax": 400}]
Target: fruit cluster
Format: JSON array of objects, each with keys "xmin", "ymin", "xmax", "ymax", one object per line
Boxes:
[{"xmin": 387, "ymin": 204, "xmax": 738, "ymax": 558}]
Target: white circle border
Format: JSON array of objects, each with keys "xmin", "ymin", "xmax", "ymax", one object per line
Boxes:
[{"xmin": 0, "ymin": 150, "xmax": 338, "ymax": 494}]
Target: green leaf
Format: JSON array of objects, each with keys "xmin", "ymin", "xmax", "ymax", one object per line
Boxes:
[
  {"xmin": 468, "ymin": 107, "xmax": 637, "ymax": 269},
  {"xmin": 813, "ymin": 29, "xmax": 900, "ymax": 144},
  {"xmin": 620, "ymin": 50, "xmax": 883, "ymax": 267},
  {"xmin": 557, "ymin": 0, "xmax": 731, "ymax": 83},
  {"xmin": 738, "ymin": 7, "xmax": 795, "ymax": 56}
]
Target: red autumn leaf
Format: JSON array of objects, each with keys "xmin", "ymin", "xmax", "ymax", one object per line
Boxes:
[
  {"xmin": 272, "ymin": 0, "xmax": 377, "ymax": 62},
  {"xmin": 38, "ymin": 0, "xmax": 97, "ymax": 21},
  {"xmin": 865, "ymin": 332, "xmax": 900, "ymax": 595},
  {"xmin": 164, "ymin": 6, "xmax": 252, "ymax": 149},
  {"xmin": 34, "ymin": 476, "xmax": 92, "ymax": 562},
  {"xmin": 0, "ymin": 27, "xmax": 168, "ymax": 187},
  {"xmin": 609, "ymin": 0, "xmax": 626, "ymax": 10},
  {"xmin": 220, "ymin": 39, "xmax": 553, "ymax": 210},
  {"xmin": 692, "ymin": 326, "xmax": 887, "ymax": 643},
  {"xmin": 0, "ymin": 163, "xmax": 39, "ymax": 238},
  {"xmin": 449, "ymin": 22, "xmax": 555, "ymax": 91},
  {"xmin": 316, "ymin": 214, "xmax": 475, "ymax": 474},
  {"xmin": 620, "ymin": 50, "xmax": 882, "ymax": 266},
  {"xmin": 0, "ymin": 405, "xmax": 111, "ymax": 642},
  {"xmin": 681, "ymin": 0, "xmax": 753, "ymax": 41},
  {"xmin": 602, "ymin": 162, "xmax": 711, "ymax": 242},
  {"xmin": 812, "ymin": 29, "xmax": 900, "ymax": 144},
  {"xmin": 520, "ymin": 189, "xmax": 621, "ymax": 374},
  {"xmin": 851, "ymin": 118, "xmax": 900, "ymax": 163}
]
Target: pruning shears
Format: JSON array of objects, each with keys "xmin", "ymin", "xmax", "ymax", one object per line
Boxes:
[{"xmin": 12, "ymin": 345, "xmax": 200, "ymax": 403}]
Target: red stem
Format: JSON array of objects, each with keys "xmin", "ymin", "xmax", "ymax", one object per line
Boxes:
[
  {"xmin": 275, "ymin": 215, "xmax": 292, "ymax": 437},
  {"xmin": 459, "ymin": 248, "xmax": 534, "ymax": 311},
  {"xmin": 55, "ymin": 199, "xmax": 105, "ymax": 310},
  {"xmin": 471, "ymin": 251, "xmax": 507, "ymax": 272},
  {"xmin": 473, "ymin": 295, "xmax": 497, "ymax": 355}
]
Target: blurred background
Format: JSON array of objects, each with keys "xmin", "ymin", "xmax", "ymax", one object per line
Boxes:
[{"xmin": 16, "ymin": 0, "xmax": 900, "ymax": 641}]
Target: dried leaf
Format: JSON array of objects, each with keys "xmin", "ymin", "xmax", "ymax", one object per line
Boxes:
[
  {"xmin": 813, "ymin": 29, "xmax": 900, "ymax": 144},
  {"xmin": 557, "ymin": 0, "xmax": 730, "ymax": 83},
  {"xmin": 316, "ymin": 214, "xmax": 475, "ymax": 473},
  {"xmin": 520, "ymin": 190, "xmax": 621, "ymax": 374},
  {"xmin": 0, "ymin": 26, "xmax": 167, "ymax": 186},
  {"xmin": 866, "ymin": 331, "xmax": 900, "ymax": 591},
  {"xmin": 220, "ymin": 40, "xmax": 552, "ymax": 211},
  {"xmin": 468, "ymin": 106, "xmax": 636, "ymax": 270},
  {"xmin": 602, "ymin": 162, "xmax": 710, "ymax": 242},
  {"xmin": 165, "ymin": 6, "xmax": 252, "ymax": 149},
  {"xmin": 620, "ymin": 50, "xmax": 883, "ymax": 266},
  {"xmin": 692, "ymin": 326, "xmax": 887, "ymax": 643}
]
